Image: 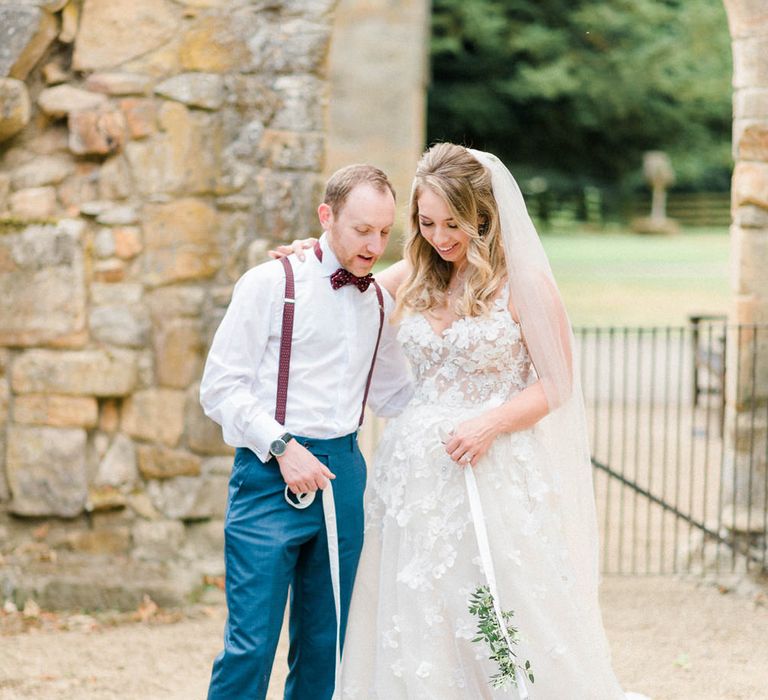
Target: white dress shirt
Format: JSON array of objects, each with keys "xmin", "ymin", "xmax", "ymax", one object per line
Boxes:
[{"xmin": 200, "ymin": 234, "xmax": 413, "ymax": 462}]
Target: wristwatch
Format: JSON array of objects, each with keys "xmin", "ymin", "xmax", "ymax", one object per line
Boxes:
[{"xmin": 269, "ymin": 432, "xmax": 294, "ymax": 458}]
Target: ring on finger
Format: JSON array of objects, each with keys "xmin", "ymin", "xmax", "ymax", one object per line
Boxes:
[{"xmin": 461, "ymin": 453, "xmax": 472, "ymax": 464}]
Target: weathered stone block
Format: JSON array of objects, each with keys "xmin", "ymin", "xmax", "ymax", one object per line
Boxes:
[
  {"xmin": 0, "ymin": 78, "xmax": 31, "ymax": 143},
  {"xmin": 732, "ymin": 162, "xmax": 768, "ymax": 210},
  {"xmin": 98, "ymin": 398, "xmax": 120, "ymax": 434},
  {"xmin": 92, "ymin": 258, "xmax": 126, "ymax": 283},
  {"xmin": 256, "ymin": 170, "xmax": 323, "ymax": 241},
  {"xmin": 147, "ymin": 472, "xmax": 228, "ymax": 520},
  {"xmin": 119, "ymin": 98, "xmax": 157, "ymax": 139},
  {"xmin": 57, "ymin": 162, "xmax": 100, "ymax": 210},
  {"xmin": 259, "ymin": 129, "xmax": 324, "ymax": 170},
  {"xmin": 0, "ymin": 371, "xmax": 9, "ymax": 428},
  {"xmin": 13, "ymin": 394, "xmax": 98, "ymax": 428},
  {"xmin": 0, "ymin": 173, "xmax": 9, "ymax": 212},
  {"xmin": 12, "ymin": 349, "xmax": 138, "ymax": 396},
  {"xmin": 732, "ymin": 37, "xmax": 768, "ymax": 89},
  {"xmin": 154, "ymin": 318, "xmax": 204, "ymax": 389},
  {"xmin": 11, "ymin": 155, "xmax": 73, "ymax": 189},
  {"xmin": 127, "ymin": 490, "xmax": 161, "ymax": 520},
  {"xmin": 136, "ymin": 349, "xmax": 155, "ymax": 390},
  {"xmin": 95, "ymin": 433, "xmax": 138, "ymax": 488},
  {"xmin": 0, "ymin": 354, "xmax": 8, "ymax": 501},
  {"xmin": 96, "ymin": 205, "xmax": 138, "ymax": 226},
  {"xmin": 9, "ymin": 187, "xmax": 57, "ymax": 220},
  {"xmin": 119, "ymin": 34, "xmax": 185, "ymax": 78},
  {"xmin": 59, "ymin": 0, "xmax": 78, "ymax": 44},
  {"xmin": 155, "ymin": 72, "xmax": 225, "ymax": 110},
  {"xmin": 97, "ymin": 156, "xmax": 134, "ymax": 201},
  {"xmin": 93, "ymin": 227, "xmax": 116, "ymax": 258},
  {"xmin": 122, "ymin": 388, "xmax": 186, "ymax": 446},
  {"xmin": 726, "ymin": 0, "xmax": 768, "ymax": 39},
  {"xmin": 138, "ymin": 444, "xmax": 201, "ymax": 479},
  {"xmin": 224, "ymin": 75, "xmax": 279, "ymax": 118},
  {"xmin": 272, "ymin": 75, "xmax": 324, "ymax": 132},
  {"xmin": 63, "ymin": 526, "xmax": 131, "ymax": 554},
  {"xmin": 37, "ymin": 85, "xmax": 108, "ymax": 118},
  {"xmin": 86, "ymin": 73, "xmax": 154, "ymax": 96},
  {"xmin": 124, "ymin": 104, "xmax": 222, "ymax": 196},
  {"xmin": 736, "ymin": 122, "xmax": 768, "ymax": 161},
  {"xmin": 86, "ymin": 485, "xmax": 128, "ymax": 513},
  {"xmin": 735, "ymin": 88, "xmax": 768, "ymax": 121},
  {"xmin": 113, "ymin": 227, "xmax": 143, "ymax": 259},
  {"xmin": 0, "ymin": 220, "xmax": 86, "ymax": 346},
  {"xmin": 736, "ymin": 205, "xmax": 768, "ymax": 229},
  {"xmin": 179, "ymin": 15, "xmax": 249, "ymax": 72},
  {"xmin": 266, "ymin": 19, "xmax": 332, "ymax": 75},
  {"xmin": 6, "ymin": 425, "xmax": 88, "ymax": 517},
  {"xmin": 68, "ymin": 108, "xmax": 127, "ymax": 156},
  {"xmin": 142, "ymin": 198, "xmax": 220, "ymax": 286},
  {"xmin": 73, "ymin": 0, "xmax": 179, "ymax": 72},
  {"xmin": 186, "ymin": 384, "xmax": 233, "ymax": 456},
  {"xmin": 90, "ymin": 304, "xmax": 151, "ymax": 348},
  {"xmin": 145, "ymin": 286, "xmax": 205, "ymax": 318},
  {"xmin": 732, "ymin": 227, "xmax": 768, "ymax": 298},
  {"xmin": 201, "ymin": 456, "xmax": 232, "ymax": 476},
  {"xmin": 132, "ymin": 519, "xmax": 185, "ymax": 561},
  {"xmin": 0, "ymin": 6, "xmax": 58, "ymax": 80},
  {"xmin": 42, "ymin": 62, "xmax": 68, "ymax": 86}
]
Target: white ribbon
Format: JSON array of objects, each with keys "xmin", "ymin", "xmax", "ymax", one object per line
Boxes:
[
  {"xmin": 285, "ymin": 483, "xmax": 341, "ymax": 699},
  {"xmin": 464, "ymin": 466, "xmax": 529, "ymax": 699},
  {"xmin": 322, "ymin": 484, "xmax": 342, "ymax": 700}
]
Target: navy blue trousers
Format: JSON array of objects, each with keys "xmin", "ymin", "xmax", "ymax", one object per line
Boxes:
[{"xmin": 207, "ymin": 434, "xmax": 366, "ymax": 700}]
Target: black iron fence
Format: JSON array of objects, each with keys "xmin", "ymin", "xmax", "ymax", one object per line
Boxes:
[
  {"xmin": 360, "ymin": 321, "xmax": 768, "ymax": 577},
  {"xmin": 577, "ymin": 321, "xmax": 768, "ymax": 576}
]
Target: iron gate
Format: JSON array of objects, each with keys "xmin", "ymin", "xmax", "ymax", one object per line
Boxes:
[
  {"xmin": 359, "ymin": 321, "xmax": 768, "ymax": 576},
  {"xmin": 578, "ymin": 321, "xmax": 768, "ymax": 575}
]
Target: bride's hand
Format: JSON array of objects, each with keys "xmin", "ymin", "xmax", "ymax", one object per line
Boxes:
[
  {"xmin": 444, "ymin": 414, "xmax": 500, "ymax": 468},
  {"xmin": 267, "ymin": 237, "xmax": 318, "ymax": 261}
]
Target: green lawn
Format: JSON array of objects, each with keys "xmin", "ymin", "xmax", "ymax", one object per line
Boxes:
[
  {"xmin": 381, "ymin": 227, "xmax": 731, "ymax": 328},
  {"xmin": 542, "ymin": 228, "xmax": 730, "ymax": 327}
]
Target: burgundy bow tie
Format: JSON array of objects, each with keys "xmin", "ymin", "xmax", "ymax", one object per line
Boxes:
[{"xmin": 330, "ymin": 268, "xmax": 373, "ymax": 292}]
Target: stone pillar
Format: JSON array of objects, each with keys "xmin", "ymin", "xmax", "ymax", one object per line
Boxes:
[
  {"xmin": 325, "ymin": 0, "xmax": 430, "ymax": 254},
  {"xmin": 723, "ymin": 0, "xmax": 768, "ymax": 535},
  {"xmin": 0, "ymin": 0, "xmax": 338, "ymax": 602}
]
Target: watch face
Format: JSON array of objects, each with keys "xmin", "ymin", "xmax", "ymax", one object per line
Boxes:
[{"xmin": 270, "ymin": 438, "xmax": 287, "ymax": 457}]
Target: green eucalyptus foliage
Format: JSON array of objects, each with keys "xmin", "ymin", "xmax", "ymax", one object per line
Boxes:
[{"xmin": 468, "ymin": 585, "xmax": 534, "ymax": 689}]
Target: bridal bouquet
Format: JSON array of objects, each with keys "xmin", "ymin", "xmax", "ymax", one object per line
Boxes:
[{"xmin": 468, "ymin": 585, "xmax": 534, "ymax": 690}]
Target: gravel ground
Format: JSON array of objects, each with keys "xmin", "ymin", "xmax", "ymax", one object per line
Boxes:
[{"xmin": 0, "ymin": 576, "xmax": 766, "ymax": 700}]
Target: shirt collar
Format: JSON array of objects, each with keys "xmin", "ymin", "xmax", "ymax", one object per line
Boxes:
[{"xmin": 317, "ymin": 233, "xmax": 342, "ymax": 278}]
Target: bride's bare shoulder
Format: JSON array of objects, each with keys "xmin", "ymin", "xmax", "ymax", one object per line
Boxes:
[{"xmin": 375, "ymin": 259, "xmax": 410, "ymax": 298}]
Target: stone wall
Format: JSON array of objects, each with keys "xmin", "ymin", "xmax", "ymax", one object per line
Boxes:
[{"xmin": 0, "ymin": 0, "xmax": 336, "ymax": 607}]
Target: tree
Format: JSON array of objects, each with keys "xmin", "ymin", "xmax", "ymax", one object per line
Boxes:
[{"xmin": 428, "ymin": 0, "xmax": 732, "ymax": 190}]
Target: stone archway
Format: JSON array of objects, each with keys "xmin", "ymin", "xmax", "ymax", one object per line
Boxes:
[
  {"xmin": 722, "ymin": 1, "xmax": 768, "ymax": 540},
  {"xmin": 324, "ymin": 0, "xmax": 430, "ymax": 251}
]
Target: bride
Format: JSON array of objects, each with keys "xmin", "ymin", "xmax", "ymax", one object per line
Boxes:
[
  {"xmin": 341, "ymin": 143, "xmax": 647, "ymax": 699},
  {"xmin": 279, "ymin": 143, "xmax": 649, "ymax": 698}
]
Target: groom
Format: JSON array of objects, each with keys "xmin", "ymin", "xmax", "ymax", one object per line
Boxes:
[{"xmin": 200, "ymin": 164, "xmax": 412, "ymax": 700}]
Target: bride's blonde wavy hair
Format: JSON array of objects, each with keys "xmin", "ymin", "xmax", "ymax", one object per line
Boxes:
[{"xmin": 396, "ymin": 142, "xmax": 507, "ymax": 319}]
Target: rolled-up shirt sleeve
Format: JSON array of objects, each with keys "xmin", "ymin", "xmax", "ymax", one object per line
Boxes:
[
  {"xmin": 199, "ymin": 267, "xmax": 284, "ymax": 462},
  {"xmin": 366, "ymin": 290, "xmax": 413, "ymax": 418}
]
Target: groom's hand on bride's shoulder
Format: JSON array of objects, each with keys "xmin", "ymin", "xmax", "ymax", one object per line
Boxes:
[
  {"xmin": 267, "ymin": 237, "xmax": 318, "ymax": 262},
  {"xmin": 276, "ymin": 440, "xmax": 335, "ymax": 495}
]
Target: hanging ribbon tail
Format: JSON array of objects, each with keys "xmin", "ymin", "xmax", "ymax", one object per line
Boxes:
[
  {"xmin": 464, "ymin": 467, "xmax": 529, "ymax": 700},
  {"xmin": 322, "ymin": 484, "xmax": 342, "ymax": 700}
]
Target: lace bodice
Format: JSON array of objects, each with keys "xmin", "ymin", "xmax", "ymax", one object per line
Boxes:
[{"xmin": 398, "ymin": 289, "xmax": 533, "ymax": 408}]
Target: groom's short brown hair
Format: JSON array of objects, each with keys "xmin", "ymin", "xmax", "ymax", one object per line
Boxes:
[{"xmin": 323, "ymin": 164, "xmax": 396, "ymax": 216}]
